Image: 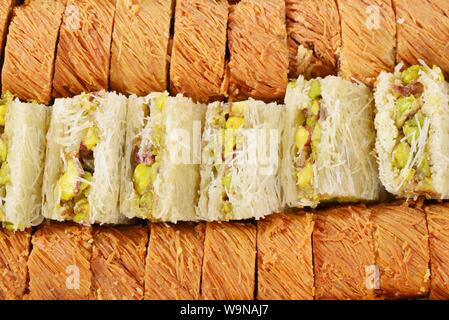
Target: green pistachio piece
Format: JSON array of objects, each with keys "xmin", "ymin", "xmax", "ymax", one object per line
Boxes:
[
  {"xmin": 133, "ymin": 164, "xmax": 152, "ymax": 195},
  {"xmin": 306, "ymin": 116, "xmax": 317, "ymax": 128},
  {"xmin": 80, "ymin": 171, "xmax": 93, "ymax": 193},
  {"xmin": 226, "ymin": 116, "xmax": 244, "ymax": 129},
  {"xmin": 295, "ymin": 127, "xmax": 309, "ymax": 150},
  {"xmin": 0, "ymin": 104, "xmax": 6, "ymax": 126},
  {"xmin": 222, "ymin": 174, "xmax": 232, "ymax": 191},
  {"xmin": 401, "ymin": 65, "xmax": 422, "ymax": 85},
  {"xmin": 396, "ymin": 96, "xmax": 416, "ymax": 113},
  {"xmin": 309, "ymin": 100, "xmax": 320, "ymax": 116},
  {"xmin": 393, "ymin": 142, "xmax": 411, "ymax": 169},
  {"xmin": 58, "ymin": 160, "xmax": 81, "ymax": 201},
  {"xmin": 223, "ymin": 201, "xmax": 233, "ymax": 214},
  {"xmin": 223, "ymin": 129, "xmax": 237, "ymax": 157},
  {"xmin": 0, "ymin": 138, "xmax": 7, "ymax": 163},
  {"xmin": 140, "ymin": 192, "xmax": 153, "ymax": 209},
  {"xmin": 289, "ymin": 80, "xmax": 297, "ymax": 89},
  {"xmin": 312, "ymin": 124, "xmax": 321, "ymax": 146},
  {"xmin": 155, "ymin": 94, "xmax": 167, "ymax": 112},
  {"xmin": 232, "ymin": 102, "xmax": 246, "ymax": 116},
  {"xmin": 82, "ymin": 127, "xmax": 100, "ymax": 150},
  {"xmin": 73, "ymin": 199, "xmax": 89, "ymax": 223},
  {"xmin": 297, "ymin": 162, "xmax": 314, "ymax": 189},
  {"xmin": 308, "ymin": 80, "xmax": 321, "ymax": 100},
  {"xmin": 403, "ymin": 123, "xmax": 419, "ymax": 144},
  {"xmin": 297, "ymin": 111, "xmax": 306, "ymax": 126},
  {"xmin": 419, "ymin": 157, "xmax": 431, "ymax": 177}
]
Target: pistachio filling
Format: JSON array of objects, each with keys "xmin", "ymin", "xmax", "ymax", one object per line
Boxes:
[
  {"xmin": 390, "ymin": 65, "xmax": 439, "ymax": 196},
  {"xmin": 211, "ymin": 101, "xmax": 245, "ymax": 218},
  {"xmin": 0, "ymin": 93, "xmax": 12, "ymax": 230},
  {"xmin": 293, "ymin": 80, "xmax": 321, "ymax": 201},
  {"xmin": 56, "ymin": 94, "xmax": 100, "ymax": 223},
  {"xmin": 131, "ymin": 95, "xmax": 166, "ymax": 213}
]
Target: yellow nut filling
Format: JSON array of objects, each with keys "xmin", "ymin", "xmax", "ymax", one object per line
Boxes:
[
  {"xmin": 155, "ymin": 94, "xmax": 167, "ymax": 112},
  {"xmin": 73, "ymin": 199, "xmax": 89, "ymax": 223},
  {"xmin": 401, "ymin": 65, "xmax": 422, "ymax": 85},
  {"xmin": 226, "ymin": 116, "xmax": 244, "ymax": 130},
  {"xmin": 308, "ymin": 80, "xmax": 321, "ymax": 100},
  {"xmin": 297, "ymin": 162, "xmax": 314, "ymax": 189},
  {"xmin": 222, "ymin": 174, "xmax": 232, "ymax": 191},
  {"xmin": 58, "ymin": 160, "xmax": 80, "ymax": 201},
  {"xmin": 295, "ymin": 127, "xmax": 309, "ymax": 150},
  {"xmin": 393, "ymin": 142, "xmax": 410, "ymax": 169},
  {"xmin": 133, "ymin": 164, "xmax": 152, "ymax": 195},
  {"xmin": 0, "ymin": 139, "xmax": 7, "ymax": 163},
  {"xmin": 82, "ymin": 127, "xmax": 100, "ymax": 150}
]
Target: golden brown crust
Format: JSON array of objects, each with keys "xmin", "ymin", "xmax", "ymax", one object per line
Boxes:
[
  {"xmin": 227, "ymin": 0, "xmax": 288, "ymax": 102},
  {"xmin": 110, "ymin": 0, "xmax": 173, "ymax": 95},
  {"xmin": 0, "ymin": 228, "xmax": 31, "ymax": 300},
  {"xmin": 144, "ymin": 223, "xmax": 205, "ymax": 300},
  {"xmin": 286, "ymin": 0, "xmax": 340, "ymax": 79},
  {"xmin": 201, "ymin": 222, "xmax": 256, "ymax": 300},
  {"xmin": 257, "ymin": 213, "xmax": 314, "ymax": 300},
  {"xmin": 372, "ymin": 203, "xmax": 430, "ymax": 298},
  {"xmin": 425, "ymin": 203, "xmax": 449, "ymax": 300},
  {"xmin": 27, "ymin": 222, "xmax": 92, "ymax": 300},
  {"xmin": 338, "ymin": 0, "xmax": 396, "ymax": 86},
  {"xmin": 1, "ymin": 0, "xmax": 64, "ymax": 104},
  {"xmin": 170, "ymin": 0, "xmax": 228, "ymax": 103},
  {"xmin": 394, "ymin": 0, "xmax": 449, "ymax": 77},
  {"xmin": 313, "ymin": 206, "xmax": 376, "ymax": 300},
  {"xmin": 90, "ymin": 226, "xmax": 148, "ymax": 300},
  {"xmin": 0, "ymin": 0, "xmax": 15, "ymax": 68},
  {"xmin": 52, "ymin": 0, "xmax": 115, "ymax": 98}
]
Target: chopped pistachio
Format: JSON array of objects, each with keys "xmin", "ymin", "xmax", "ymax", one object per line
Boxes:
[
  {"xmin": 73, "ymin": 199, "xmax": 89, "ymax": 223},
  {"xmin": 0, "ymin": 104, "xmax": 6, "ymax": 126},
  {"xmin": 409, "ymin": 113, "xmax": 425, "ymax": 128},
  {"xmin": 308, "ymin": 80, "xmax": 321, "ymax": 99},
  {"xmin": 431, "ymin": 65, "xmax": 445, "ymax": 83},
  {"xmin": 397, "ymin": 96, "xmax": 416, "ymax": 113},
  {"xmin": 224, "ymin": 129, "xmax": 236, "ymax": 157},
  {"xmin": 403, "ymin": 123, "xmax": 419, "ymax": 144},
  {"xmin": 297, "ymin": 111, "xmax": 306, "ymax": 126},
  {"xmin": 133, "ymin": 164, "xmax": 152, "ymax": 195},
  {"xmin": 232, "ymin": 102, "xmax": 246, "ymax": 116},
  {"xmin": 148, "ymin": 163, "xmax": 159, "ymax": 184},
  {"xmin": 289, "ymin": 80, "xmax": 297, "ymax": 89},
  {"xmin": 82, "ymin": 127, "xmax": 100, "ymax": 150},
  {"xmin": 309, "ymin": 100, "xmax": 320, "ymax": 116},
  {"xmin": 297, "ymin": 162, "xmax": 314, "ymax": 189},
  {"xmin": 295, "ymin": 127, "xmax": 309, "ymax": 150},
  {"xmin": 0, "ymin": 185, "xmax": 5, "ymax": 198},
  {"xmin": 401, "ymin": 65, "xmax": 422, "ymax": 85},
  {"xmin": 222, "ymin": 174, "xmax": 232, "ymax": 191},
  {"xmin": 80, "ymin": 171, "xmax": 93, "ymax": 193},
  {"xmin": 4, "ymin": 222, "xmax": 14, "ymax": 231},
  {"xmin": 0, "ymin": 162, "xmax": 10, "ymax": 186},
  {"xmin": 81, "ymin": 95, "xmax": 99, "ymax": 114},
  {"xmin": 306, "ymin": 115, "xmax": 317, "ymax": 128},
  {"xmin": 312, "ymin": 124, "xmax": 321, "ymax": 146},
  {"xmin": 419, "ymin": 157, "xmax": 431, "ymax": 177},
  {"xmin": 226, "ymin": 116, "xmax": 244, "ymax": 129},
  {"xmin": 416, "ymin": 177, "xmax": 434, "ymax": 194},
  {"xmin": 58, "ymin": 160, "xmax": 80, "ymax": 201},
  {"xmin": 223, "ymin": 201, "xmax": 233, "ymax": 214},
  {"xmin": 394, "ymin": 96, "xmax": 418, "ymax": 127},
  {"xmin": 155, "ymin": 94, "xmax": 167, "ymax": 112},
  {"xmin": 0, "ymin": 138, "xmax": 7, "ymax": 162},
  {"xmin": 140, "ymin": 192, "xmax": 153, "ymax": 209},
  {"xmin": 393, "ymin": 142, "xmax": 410, "ymax": 169}
]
